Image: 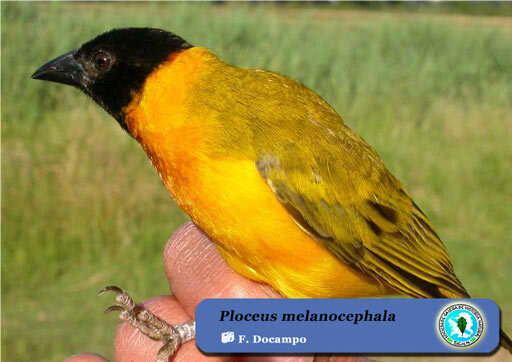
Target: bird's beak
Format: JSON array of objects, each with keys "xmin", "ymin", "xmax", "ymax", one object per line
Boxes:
[{"xmin": 32, "ymin": 50, "xmax": 84, "ymax": 88}]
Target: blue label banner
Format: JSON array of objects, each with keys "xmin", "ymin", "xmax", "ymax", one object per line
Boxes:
[{"xmin": 196, "ymin": 298, "xmax": 500, "ymax": 354}]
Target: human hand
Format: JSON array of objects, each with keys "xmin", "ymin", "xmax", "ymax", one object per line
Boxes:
[{"xmin": 65, "ymin": 222, "xmax": 369, "ymax": 362}]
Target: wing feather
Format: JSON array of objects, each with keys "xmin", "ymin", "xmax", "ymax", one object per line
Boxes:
[{"xmin": 256, "ymin": 124, "xmax": 468, "ymax": 299}]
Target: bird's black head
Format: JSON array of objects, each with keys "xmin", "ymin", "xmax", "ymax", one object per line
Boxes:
[{"xmin": 32, "ymin": 28, "xmax": 192, "ymax": 130}]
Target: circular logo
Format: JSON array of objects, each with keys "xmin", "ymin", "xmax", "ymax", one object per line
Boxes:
[{"xmin": 438, "ymin": 303, "xmax": 484, "ymax": 348}]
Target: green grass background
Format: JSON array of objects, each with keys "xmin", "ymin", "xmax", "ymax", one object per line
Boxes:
[{"xmin": 2, "ymin": 3, "xmax": 511, "ymax": 361}]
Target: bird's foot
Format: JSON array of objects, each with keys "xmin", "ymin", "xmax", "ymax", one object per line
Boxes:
[{"xmin": 98, "ymin": 285, "xmax": 195, "ymax": 362}]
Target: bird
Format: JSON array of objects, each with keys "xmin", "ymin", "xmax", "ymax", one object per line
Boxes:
[{"xmin": 32, "ymin": 28, "xmax": 511, "ymax": 360}]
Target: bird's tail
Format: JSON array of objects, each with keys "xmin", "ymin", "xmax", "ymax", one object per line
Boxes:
[{"xmin": 501, "ymin": 329, "xmax": 512, "ymax": 354}]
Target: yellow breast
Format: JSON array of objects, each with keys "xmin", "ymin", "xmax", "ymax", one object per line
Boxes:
[
  {"xmin": 179, "ymin": 157, "xmax": 391, "ymax": 298},
  {"xmin": 123, "ymin": 47, "xmax": 391, "ymax": 298}
]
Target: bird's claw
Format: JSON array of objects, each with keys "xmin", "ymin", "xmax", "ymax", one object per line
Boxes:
[
  {"xmin": 99, "ymin": 285, "xmax": 136, "ymax": 311},
  {"xmin": 104, "ymin": 305, "xmax": 125, "ymax": 314},
  {"xmin": 97, "ymin": 285, "xmax": 124, "ymax": 296},
  {"xmin": 98, "ymin": 285, "xmax": 195, "ymax": 362}
]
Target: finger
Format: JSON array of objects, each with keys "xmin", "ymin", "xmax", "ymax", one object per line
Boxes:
[
  {"xmin": 164, "ymin": 222, "xmax": 281, "ymax": 317},
  {"xmin": 164, "ymin": 225, "xmax": 368, "ymax": 362},
  {"xmin": 63, "ymin": 353, "xmax": 108, "ymax": 362},
  {"xmin": 114, "ymin": 295, "xmax": 232, "ymax": 362},
  {"xmin": 172, "ymin": 342, "xmax": 234, "ymax": 362},
  {"xmin": 112, "ymin": 296, "xmax": 181, "ymax": 361}
]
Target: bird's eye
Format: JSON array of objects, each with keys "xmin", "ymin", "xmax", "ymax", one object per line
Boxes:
[{"xmin": 93, "ymin": 51, "xmax": 113, "ymax": 72}]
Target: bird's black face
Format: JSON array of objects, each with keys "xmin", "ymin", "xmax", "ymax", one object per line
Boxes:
[{"xmin": 32, "ymin": 28, "xmax": 192, "ymax": 131}]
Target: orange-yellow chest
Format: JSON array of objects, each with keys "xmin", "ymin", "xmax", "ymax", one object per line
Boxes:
[{"xmin": 123, "ymin": 48, "xmax": 389, "ymax": 298}]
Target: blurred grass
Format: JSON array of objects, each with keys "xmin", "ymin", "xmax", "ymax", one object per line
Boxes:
[
  {"xmin": 2, "ymin": 2, "xmax": 512, "ymax": 361},
  {"xmin": 312, "ymin": 1, "xmax": 512, "ymax": 17}
]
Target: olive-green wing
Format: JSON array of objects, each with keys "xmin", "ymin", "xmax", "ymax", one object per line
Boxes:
[{"xmin": 256, "ymin": 126, "xmax": 468, "ymax": 299}]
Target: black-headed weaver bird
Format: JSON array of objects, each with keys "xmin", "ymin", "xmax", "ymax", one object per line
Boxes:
[{"xmin": 33, "ymin": 28, "xmax": 512, "ymax": 361}]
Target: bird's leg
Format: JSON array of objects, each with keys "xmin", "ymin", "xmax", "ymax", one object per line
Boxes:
[{"xmin": 98, "ymin": 286, "xmax": 196, "ymax": 362}]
